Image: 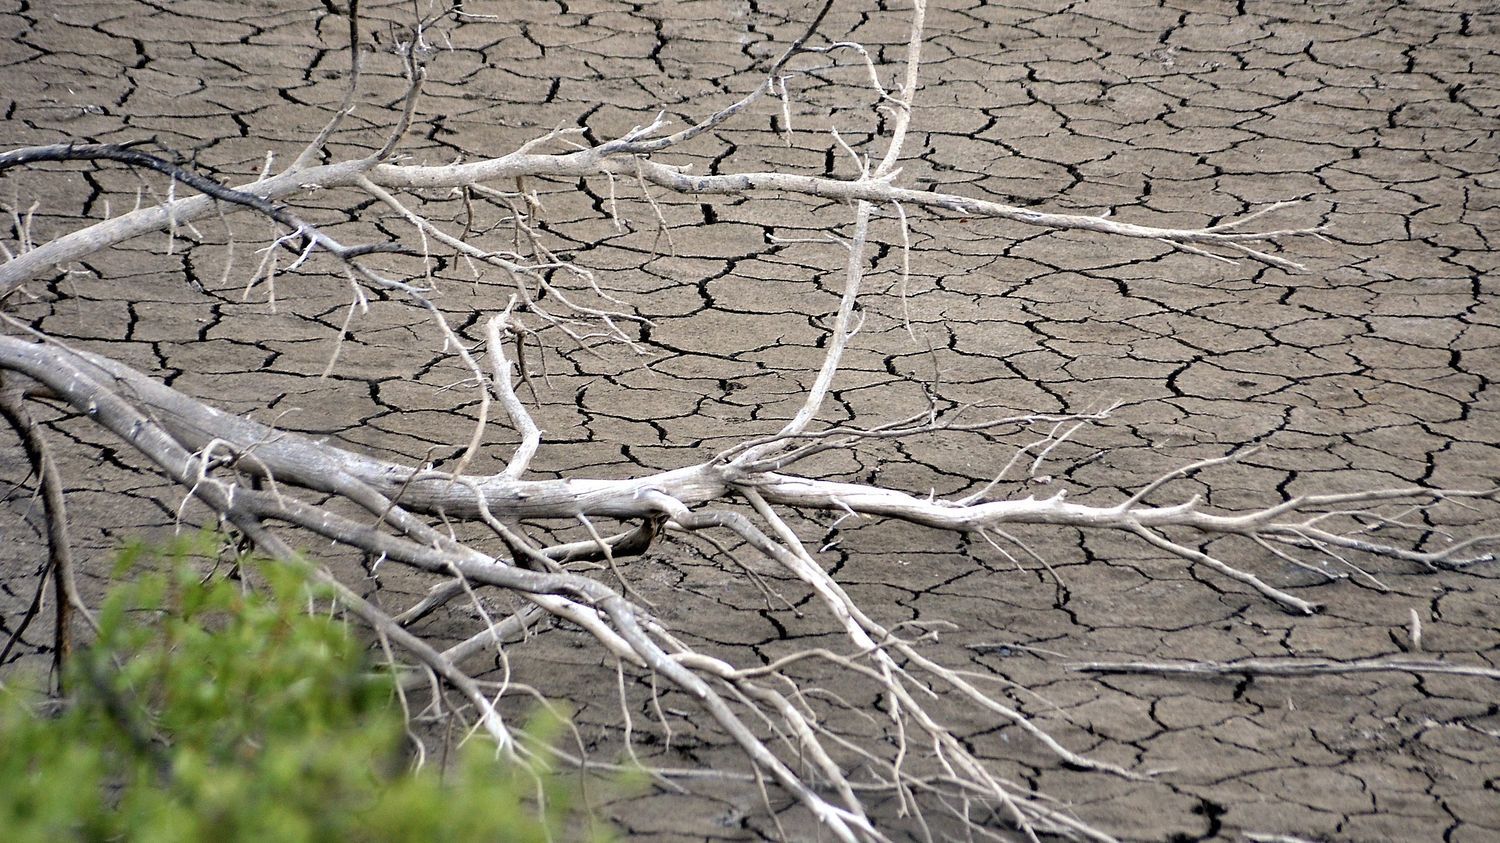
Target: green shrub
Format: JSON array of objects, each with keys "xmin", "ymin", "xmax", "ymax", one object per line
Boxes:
[{"xmin": 0, "ymin": 540, "xmax": 605, "ymax": 843}]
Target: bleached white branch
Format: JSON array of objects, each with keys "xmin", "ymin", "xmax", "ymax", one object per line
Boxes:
[{"xmin": 1073, "ymin": 657, "xmax": 1500, "ymax": 681}]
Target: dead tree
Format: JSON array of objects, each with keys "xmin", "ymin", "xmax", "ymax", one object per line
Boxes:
[{"xmin": 1, "ymin": 2, "xmax": 1493, "ymax": 841}]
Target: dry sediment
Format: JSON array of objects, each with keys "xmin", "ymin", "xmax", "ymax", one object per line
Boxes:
[{"xmin": 1, "ymin": 1, "xmax": 1497, "ymax": 840}]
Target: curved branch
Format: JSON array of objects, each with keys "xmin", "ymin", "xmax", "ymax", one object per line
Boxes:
[{"xmin": 0, "ymin": 135, "xmax": 1320, "ymax": 296}]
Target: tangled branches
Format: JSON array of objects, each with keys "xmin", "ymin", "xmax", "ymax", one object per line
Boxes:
[{"xmin": 1, "ymin": 2, "xmax": 1493, "ymax": 841}]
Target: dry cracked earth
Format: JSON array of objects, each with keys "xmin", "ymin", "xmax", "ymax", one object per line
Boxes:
[{"xmin": 2, "ymin": 0, "xmax": 1499, "ymax": 841}]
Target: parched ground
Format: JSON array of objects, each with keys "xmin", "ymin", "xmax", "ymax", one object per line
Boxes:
[{"xmin": 2, "ymin": 0, "xmax": 1498, "ymax": 840}]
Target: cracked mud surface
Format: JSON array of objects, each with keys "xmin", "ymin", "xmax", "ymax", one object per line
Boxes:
[{"xmin": 2, "ymin": 1, "xmax": 1498, "ymax": 840}]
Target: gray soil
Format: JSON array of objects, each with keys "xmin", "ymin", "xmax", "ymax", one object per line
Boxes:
[{"xmin": 1, "ymin": 1, "xmax": 1497, "ymax": 840}]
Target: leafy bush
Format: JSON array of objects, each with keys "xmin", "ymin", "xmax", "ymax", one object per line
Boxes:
[{"xmin": 0, "ymin": 540, "xmax": 604, "ymax": 843}]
